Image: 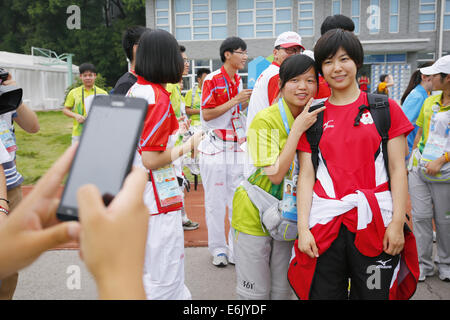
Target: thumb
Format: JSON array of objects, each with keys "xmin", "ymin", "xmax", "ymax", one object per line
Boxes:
[
  {"xmin": 312, "ymin": 241, "xmax": 319, "ymax": 258},
  {"xmin": 30, "ymin": 221, "xmax": 80, "ymax": 252},
  {"xmin": 77, "ymin": 184, "xmax": 106, "ymax": 224},
  {"xmin": 383, "ymin": 232, "xmax": 389, "ymax": 251}
]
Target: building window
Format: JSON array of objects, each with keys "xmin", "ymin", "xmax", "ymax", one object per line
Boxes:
[
  {"xmin": 389, "ymin": 0, "xmax": 399, "ymax": 33},
  {"xmin": 174, "ymin": 0, "xmax": 228, "ymax": 41},
  {"xmin": 351, "ymin": 0, "xmax": 360, "ymax": 34},
  {"xmin": 419, "ymin": 0, "xmax": 436, "ymax": 32},
  {"xmin": 155, "ymin": 0, "xmax": 171, "ymax": 32},
  {"xmin": 332, "ymin": 0, "xmax": 341, "ymax": 15},
  {"xmin": 368, "ymin": 0, "xmax": 380, "ymax": 34},
  {"xmin": 417, "ymin": 52, "xmax": 435, "ymax": 62},
  {"xmin": 444, "ymin": 0, "xmax": 450, "ymax": 30},
  {"xmin": 364, "ymin": 53, "xmax": 406, "ymax": 64},
  {"xmin": 298, "ymin": 0, "xmax": 314, "ymax": 37},
  {"xmin": 237, "ymin": 0, "xmax": 293, "ymax": 39}
]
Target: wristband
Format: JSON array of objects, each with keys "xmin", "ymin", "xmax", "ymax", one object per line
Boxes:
[
  {"xmin": 0, "ymin": 198, "xmax": 9, "ymax": 204},
  {"xmin": 445, "ymin": 152, "xmax": 449, "ymax": 163}
]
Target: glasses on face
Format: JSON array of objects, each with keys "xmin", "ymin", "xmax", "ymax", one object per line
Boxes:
[
  {"xmin": 233, "ymin": 50, "xmax": 249, "ymax": 56},
  {"xmin": 279, "ymin": 46, "xmax": 304, "ymax": 55}
]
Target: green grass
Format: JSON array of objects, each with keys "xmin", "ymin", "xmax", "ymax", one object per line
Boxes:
[
  {"xmin": 15, "ymin": 110, "xmax": 72, "ymax": 185},
  {"xmin": 14, "ymin": 110, "xmax": 200, "ymax": 185}
]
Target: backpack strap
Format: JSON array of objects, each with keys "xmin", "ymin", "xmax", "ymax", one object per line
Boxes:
[
  {"xmin": 366, "ymin": 93, "xmax": 391, "ymax": 188},
  {"xmin": 305, "ymin": 102, "xmax": 325, "ymax": 175}
]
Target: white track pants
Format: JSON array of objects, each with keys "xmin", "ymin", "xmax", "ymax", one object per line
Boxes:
[
  {"xmin": 143, "ymin": 210, "xmax": 192, "ymax": 300},
  {"xmin": 199, "ymin": 150, "xmax": 245, "ymax": 259}
]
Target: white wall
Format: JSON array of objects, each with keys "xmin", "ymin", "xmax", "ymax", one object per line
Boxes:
[
  {"xmin": 4, "ymin": 66, "xmax": 78, "ymax": 111},
  {"xmin": 1, "ymin": 51, "xmax": 78, "ymax": 111}
]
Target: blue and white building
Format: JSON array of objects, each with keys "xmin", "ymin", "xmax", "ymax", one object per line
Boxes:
[{"xmin": 145, "ymin": 0, "xmax": 450, "ymax": 102}]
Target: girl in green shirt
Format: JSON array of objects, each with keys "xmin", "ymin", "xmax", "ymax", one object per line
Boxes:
[{"xmin": 231, "ymin": 54, "xmax": 325, "ymax": 299}]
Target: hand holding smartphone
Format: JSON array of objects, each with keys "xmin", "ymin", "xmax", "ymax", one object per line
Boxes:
[{"xmin": 57, "ymin": 95, "xmax": 148, "ymax": 221}]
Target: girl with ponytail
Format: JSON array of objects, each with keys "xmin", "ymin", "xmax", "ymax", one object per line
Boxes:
[{"xmin": 401, "ymin": 61, "xmax": 434, "ymax": 157}]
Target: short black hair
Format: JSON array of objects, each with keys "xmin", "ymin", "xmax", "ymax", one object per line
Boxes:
[
  {"xmin": 314, "ymin": 29, "xmax": 364, "ymax": 75},
  {"xmin": 320, "ymin": 14, "xmax": 355, "ymax": 35},
  {"xmin": 220, "ymin": 37, "xmax": 247, "ymax": 63},
  {"xmin": 279, "ymin": 54, "xmax": 318, "ymax": 90},
  {"xmin": 122, "ymin": 26, "xmax": 149, "ymax": 62},
  {"xmin": 79, "ymin": 63, "xmax": 96, "ymax": 74},
  {"xmin": 135, "ymin": 29, "xmax": 184, "ymax": 84},
  {"xmin": 379, "ymin": 74, "xmax": 389, "ymax": 82},
  {"xmin": 180, "ymin": 45, "xmax": 186, "ymax": 53},
  {"xmin": 196, "ymin": 68, "xmax": 211, "ymax": 80}
]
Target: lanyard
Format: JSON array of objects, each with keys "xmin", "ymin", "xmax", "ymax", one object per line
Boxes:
[
  {"xmin": 222, "ymin": 74, "xmax": 242, "ymax": 115},
  {"xmin": 81, "ymin": 86, "xmax": 96, "ymax": 109},
  {"xmin": 278, "ymin": 98, "xmax": 290, "ymax": 135},
  {"xmin": 278, "ymin": 98, "xmax": 295, "ymax": 173}
]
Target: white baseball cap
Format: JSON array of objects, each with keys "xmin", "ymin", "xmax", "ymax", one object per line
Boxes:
[
  {"xmin": 420, "ymin": 55, "xmax": 450, "ymax": 75},
  {"xmin": 302, "ymin": 50, "xmax": 315, "ymax": 60},
  {"xmin": 274, "ymin": 31, "xmax": 305, "ymax": 50}
]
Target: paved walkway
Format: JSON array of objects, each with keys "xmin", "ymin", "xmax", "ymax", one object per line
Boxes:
[
  {"xmin": 16, "ymin": 185, "xmax": 449, "ymax": 300},
  {"xmin": 12, "ymin": 247, "xmax": 450, "ymax": 300}
]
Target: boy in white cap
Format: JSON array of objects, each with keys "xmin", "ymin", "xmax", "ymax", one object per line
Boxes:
[
  {"xmin": 408, "ymin": 55, "xmax": 450, "ymax": 282},
  {"xmin": 246, "ymin": 31, "xmax": 304, "ymax": 129}
]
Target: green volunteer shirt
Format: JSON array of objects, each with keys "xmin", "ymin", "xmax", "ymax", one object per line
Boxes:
[
  {"xmin": 232, "ymin": 98, "xmax": 294, "ymax": 236},
  {"xmin": 64, "ymin": 85, "xmax": 108, "ymax": 137},
  {"xmin": 184, "ymin": 86, "xmax": 202, "ymax": 126},
  {"xmin": 416, "ymin": 93, "xmax": 450, "ymax": 154},
  {"xmin": 166, "ymin": 83, "xmax": 184, "ymax": 118}
]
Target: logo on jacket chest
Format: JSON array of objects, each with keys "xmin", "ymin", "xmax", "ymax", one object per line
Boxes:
[
  {"xmin": 323, "ymin": 120, "xmax": 335, "ymax": 131},
  {"xmin": 360, "ymin": 111, "xmax": 374, "ymax": 125}
]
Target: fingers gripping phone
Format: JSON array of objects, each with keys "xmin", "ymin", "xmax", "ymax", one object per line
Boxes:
[{"xmin": 57, "ymin": 95, "xmax": 148, "ymax": 221}]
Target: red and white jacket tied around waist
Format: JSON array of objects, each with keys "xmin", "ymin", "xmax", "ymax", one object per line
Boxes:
[{"xmin": 288, "ymin": 152, "xmax": 420, "ymax": 300}]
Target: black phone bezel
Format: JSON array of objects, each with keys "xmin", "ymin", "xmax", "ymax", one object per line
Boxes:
[{"xmin": 56, "ymin": 95, "xmax": 147, "ymax": 221}]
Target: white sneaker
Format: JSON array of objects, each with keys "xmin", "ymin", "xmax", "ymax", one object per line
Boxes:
[
  {"xmin": 418, "ymin": 268, "xmax": 435, "ymax": 282},
  {"xmin": 212, "ymin": 253, "xmax": 228, "ymax": 267},
  {"xmin": 183, "ymin": 219, "xmax": 199, "ymax": 231},
  {"xmin": 439, "ymin": 273, "xmax": 450, "ymax": 282}
]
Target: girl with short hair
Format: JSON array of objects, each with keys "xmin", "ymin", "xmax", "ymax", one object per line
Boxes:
[{"xmin": 127, "ymin": 29, "xmax": 203, "ymax": 300}]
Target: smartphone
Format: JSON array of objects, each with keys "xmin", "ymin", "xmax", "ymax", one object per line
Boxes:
[{"xmin": 57, "ymin": 95, "xmax": 148, "ymax": 221}]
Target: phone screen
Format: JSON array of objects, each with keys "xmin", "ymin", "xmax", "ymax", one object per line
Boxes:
[{"xmin": 57, "ymin": 96, "xmax": 147, "ymax": 220}]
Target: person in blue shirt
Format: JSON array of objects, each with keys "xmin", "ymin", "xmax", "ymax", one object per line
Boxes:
[{"xmin": 401, "ymin": 62, "xmax": 434, "ymax": 159}]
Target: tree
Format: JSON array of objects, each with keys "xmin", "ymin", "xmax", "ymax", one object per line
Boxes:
[{"xmin": 0, "ymin": 0, "xmax": 146, "ymax": 87}]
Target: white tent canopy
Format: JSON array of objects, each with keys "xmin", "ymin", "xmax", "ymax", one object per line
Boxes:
[{"xmin": 0, "ymin": 51, "xmax": 79, "ymax": 111}]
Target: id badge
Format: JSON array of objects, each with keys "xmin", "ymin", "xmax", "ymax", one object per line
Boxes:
[
  {"xmin": 151, "ymin": 165, "xmax": 183, "ymax": 208},
  {"xmin": 421, "ymin": 135, "xmax": 447, "ymax": 163},
  {"xmin": 280, "ymin": 176, "xmax": 298, "ymax": 221},
  {"xmin": 0, "ymin": 119, "xmax": 17, "ymax": 153},
  {"xmin": 231, "ymin": 116, "xmax": 246, "ymax": 144}
]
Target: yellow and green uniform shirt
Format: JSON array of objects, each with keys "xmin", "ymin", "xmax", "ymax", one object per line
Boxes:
[
  {"xmin": 166, "ymin": 83, "xmax": 184, "ymax": 118},
  {"xmin": 232, "ymin": 98, "xmax": 295, "ymax": 236},
  {"xmin": 64, "ymin": 85, "xmax": 108, "ymax": 137},
  {"xmin": 416, "ymin": 93, "xmax": 450, "ymax": 154},
  {"xmin": 184, "ymin": 86, "xmax": 202, "ymax": 126}
]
